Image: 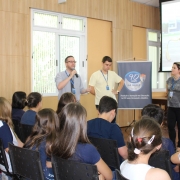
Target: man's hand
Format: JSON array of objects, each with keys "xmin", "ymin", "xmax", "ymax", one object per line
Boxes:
[
  {"xmin": 69, "ymin": 70, "xmax": 77, "ymax": 78},
  {"xmin": 112, "ymin": 89, "xmax": 119, "ymax": 95}
]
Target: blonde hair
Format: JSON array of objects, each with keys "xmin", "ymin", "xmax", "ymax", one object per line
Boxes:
[{"xmin": 0, "ymin": 97, "xmax": 13, "ymax": 129}]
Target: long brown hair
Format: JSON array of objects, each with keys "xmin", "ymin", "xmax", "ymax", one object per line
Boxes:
[
  {"xmin": 0, "ymin": 97, "xmax": 13, "ymax": 129},
  {"xmin": 51, "ymin": 103, "xmax": 89, "ymax": 159},
  {"xmin": 24, "ymin": 108, "xmax": 59, "ymax": 155}
]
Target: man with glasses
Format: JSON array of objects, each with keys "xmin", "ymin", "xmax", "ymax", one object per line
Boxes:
[{"xmin": 55, "ymin": 55, "xmax": 89, "ymax": 101}]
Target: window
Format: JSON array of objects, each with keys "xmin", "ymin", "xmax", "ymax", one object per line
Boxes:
[
  {"xmin": 31, "ymin": 10, "xmax": 87, "ymax": 95},
  {"xmin": 147, "ymin": 30, "xmax": 169, "ymax": 90}
]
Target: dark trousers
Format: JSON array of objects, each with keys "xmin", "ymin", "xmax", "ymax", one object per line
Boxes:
[
  {"xmin": 167, "ymin": 107, "xmax": 180, "ymax": 147},
  {"xmin": 95, "ymin": 105, "xmax": 116, "ymax": 123}
]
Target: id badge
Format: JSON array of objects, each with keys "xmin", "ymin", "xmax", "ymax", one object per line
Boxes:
[
  {"xmin": 169, "ymin": 91, "xmax": 173, "ymax": 98},
  {"xmin": 72, "ymin": 88, "xmax": 76, "ymax": 94},
  {"xmin": 106, "ymin": 85, "xmax": 109, "ymax": 90}
]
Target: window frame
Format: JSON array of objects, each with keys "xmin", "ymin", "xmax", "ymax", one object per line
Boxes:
[
  {"xmin": 31, "ymin": 9, "xmax": 87, "ymax": 96},
  {"xmin": 147, "ymin": 29, "xmax": 169, "ymax": 92}
]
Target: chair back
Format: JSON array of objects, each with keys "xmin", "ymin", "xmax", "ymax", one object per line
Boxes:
[
  {"xmin": 12, "ymin": 119, "xmax": 23, "ymax": 142},
  {"xmin": 88, "ymin": 136, "xmax": 120, "ymax": 169},
  {"xmin": 21, "ymin": 124, "xmax": 33, "ymax": 143},
  {"xmin": 8, "ymin": 143, "xmax": 44, "ymax": 180},
  {"xmin": 52, "ymin": 156, "xmax": 99, "ymax": 180},
  {"xmin": 0, "ymin": 138, "xmax": 10, "ymax": 174},
  {"xmin": 148, "ymin": 150, "xmax": 172, "ymax": 179},
  {"xmin": 115, "ymin": 169, "xmax": 129, "ymax": 180}
]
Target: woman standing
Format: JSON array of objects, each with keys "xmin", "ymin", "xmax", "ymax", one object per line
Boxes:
[{"xmin": 167, "ymin": 62, "xmax": 180, "ymax": 149}]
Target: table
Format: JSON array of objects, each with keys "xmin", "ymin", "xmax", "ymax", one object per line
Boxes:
[{"xmin": 152, "ymin": 96, "xmax": 167, "ymax": 112}]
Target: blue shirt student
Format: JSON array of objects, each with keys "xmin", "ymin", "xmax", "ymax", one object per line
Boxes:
[
  {"xmin": 12, "ymin": 108, "xmax": 25, "ymax": 121},
  {"xmin": 87, "ymin": 118, "xmax": 126, "ymax": 164},
  {"xmin": 33, "ymin": 141, "xmax": 100, "ymax": 180},
  {"xmin": 21, "ymin": 110, "xmax": 36, "ymax": 125}
]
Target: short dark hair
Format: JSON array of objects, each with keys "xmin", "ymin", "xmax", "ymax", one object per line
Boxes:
[
  {"xmin": 102, "ymin": 56, "xmax": 112, "ymax": 63},
  {"xmin": 99, "ymin": 96, "xmax": 117, "ymax": 114},
  {"xmin": 141, "ymin": 104, "xmax": 164, "ymax": 125},
  {"xmin": 12, "ymin": 91, "xmax": 27, "ymax": 109},
  {"xmin": 174, "ymin": 62, "xmax": 180, "ymax": 70},
  {"xmin": 65, "ymin": 56, "xmax": 74, "ymax": 63}
]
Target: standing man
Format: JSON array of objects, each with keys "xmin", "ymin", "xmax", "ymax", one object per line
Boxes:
[
  {"xmin": 89, "ymin": 56, "xmax": 124, "ymax": 114},
  {"xmin": 55, "ymin": 56, "xmax": 89, "ymax": 101}
]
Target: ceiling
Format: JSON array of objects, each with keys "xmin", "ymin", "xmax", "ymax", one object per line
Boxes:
[{"xmin": 131, "ymin": 0, "xmax": 159, "ymax": 7}]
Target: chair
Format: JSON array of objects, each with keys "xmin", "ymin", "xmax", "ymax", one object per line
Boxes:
[
  {"xmin": 115, "ymin": 169, "xmax": 129, "ymax": 180},
  {"xmin": 88, "ymin": 136, "xmax": 120, "ymax": 169},
  {"xmin": 52, "ymin": 156, "xmax": 99, "ymax": 180},
  {"xmin": 148, "ymin": 150, "xmax": 172, "ymax": 179},
  {"xmin": 21, "ymin": 124, "xmax": 33, "ymax": 143},
  {"xmin": 0, "ymin": 139, "xmax": 17, "ymax": 179},
  {"xmin": 8, "ymin": 143, "xmax": 44, "ymax": 180},
  {"xmin": 12, "ymin": 119, "xmax": 23, "ymax": 142}
]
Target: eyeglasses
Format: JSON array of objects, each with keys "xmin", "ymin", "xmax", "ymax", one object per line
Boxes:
[{"xmin": 66, "ymin": 61, "xmax": 76, "ymax": 63}]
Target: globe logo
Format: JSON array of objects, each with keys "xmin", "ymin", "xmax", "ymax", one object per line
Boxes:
[{"xmin": 125, "ymin": 71, "xmax": 146, "ymax": 91}]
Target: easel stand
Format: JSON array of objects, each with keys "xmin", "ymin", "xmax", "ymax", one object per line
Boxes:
[{"xmin": 125, "ymin": 109, "xmax": 136, "ymax": 132}]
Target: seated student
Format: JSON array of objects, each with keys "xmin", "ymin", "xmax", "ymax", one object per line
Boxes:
[
  {"xmin": 0, "ymin": 97, "xmax": 23, "ymax": 180},
  {"xmin": 12, "ymin": 91, "xmax": 27, "ymax": 121},
  {"xmin": 51, "ymin": 103, "xmax": 113, "ymax": 180},
  {"xmin": 24, "ymin": 108, "xmax": 59, "ymax": 180},
  {"xmin": 21, "ymin": 92, "xmax": 42, "ymax": 125},
  {"xmin": 120, "ymin": 117, "xmax": 171, "ymax": 180},
  {"xmin": 142, "ymin": 104, "xmax": 179, "ymax": 180},
  {"xmin": 56, "ymin": 92, "xmax": 76, "ymax": 115},
  {"xmin": 87, "ymin": 96, "xmax": 128, "ymax": 163}
]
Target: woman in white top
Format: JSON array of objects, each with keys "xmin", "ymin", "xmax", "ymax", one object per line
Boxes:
[
  {"xmin": 0, "ymin": 97, "xmax": 23, "ymax": 180},
  {"xmin": 120, "ymin": 116, "xmax": 171, "ymax": 180}
]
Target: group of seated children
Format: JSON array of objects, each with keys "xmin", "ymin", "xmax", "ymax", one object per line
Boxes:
[{"xmin": 1, "ymin": 91, "xmax": 180, "ymax": 180}]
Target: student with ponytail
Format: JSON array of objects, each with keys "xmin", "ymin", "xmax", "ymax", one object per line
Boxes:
[
  {"xmin": 120, "ymin": 116, "xmax": 170, "ymax": 180},
  {"xmin": 21, "ymin": 92, "xmax": 42, "ymax": 125}
]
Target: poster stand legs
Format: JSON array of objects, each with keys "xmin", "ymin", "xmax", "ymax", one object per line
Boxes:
[{"xmin": 125, "ymin": 109, "xmax": 136, "ymax": 132}]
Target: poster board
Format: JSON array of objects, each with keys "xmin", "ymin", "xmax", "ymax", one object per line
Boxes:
[{"xmin": 117, "ymin": 61, "xmax": 152, "ymax": 109}]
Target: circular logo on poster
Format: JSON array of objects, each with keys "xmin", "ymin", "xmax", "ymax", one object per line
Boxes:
[{"xmin": 125, "ymin": 71, "xmax": 146, "ymax": 91}]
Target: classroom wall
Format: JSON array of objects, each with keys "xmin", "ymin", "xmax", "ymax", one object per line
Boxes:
[{"xmin": 0, "ymin": 0, "xmax": 160, "ymax": 126}]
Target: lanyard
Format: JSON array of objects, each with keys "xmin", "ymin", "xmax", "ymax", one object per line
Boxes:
[
  {"xmin": 65, "ymin": 71, "xmax": 74, "ymax": 85},
  {"xmin": 171, "ymin": 78, "xmax": 180, "ymax": 90},
  {"xmin": 100, "ymin": 70, "xmax": 108, "ymax": 85}
]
